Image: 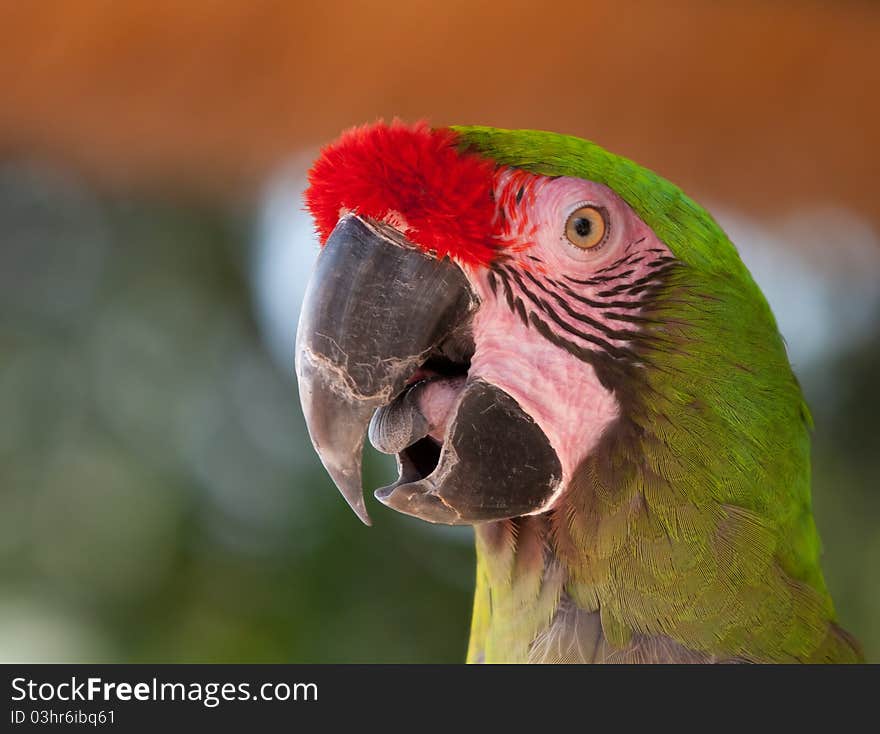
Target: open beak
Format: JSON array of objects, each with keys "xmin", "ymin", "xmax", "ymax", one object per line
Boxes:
[{"xmin": 296, "ymin": 214, "xmax": 561, "ymax": 525}]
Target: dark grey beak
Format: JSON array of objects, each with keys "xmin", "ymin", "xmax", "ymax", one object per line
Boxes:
[
  {"xmin": 295, "ymin": 215, "xmax": 477, "ymax": 524},
  {"xmin": 296, "ymin": 214, "xmax": 562, "ymax": 525}
]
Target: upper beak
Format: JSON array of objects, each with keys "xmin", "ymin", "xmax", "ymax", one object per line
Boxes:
[{"xmin": 295, "ymin": 215, "xmax": 477, "ymax": 524}]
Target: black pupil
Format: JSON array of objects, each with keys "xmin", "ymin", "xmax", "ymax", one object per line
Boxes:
[{"xmin": 574, "ymin": 217, "xmax": 592, "ymax": 238}]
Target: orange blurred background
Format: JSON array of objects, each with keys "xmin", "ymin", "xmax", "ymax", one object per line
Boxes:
[
  {"xmin": 0, "ymin": 1, "xmax": 877, "ymax": 663},
  {"xmin": 1, "ymin": 0, "xmax": 878, "ymax": 221}
]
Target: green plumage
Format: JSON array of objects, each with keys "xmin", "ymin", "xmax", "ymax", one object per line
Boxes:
[{"xmin": 453, "ymin": 126, "xmax": 861, "ymax": 663}]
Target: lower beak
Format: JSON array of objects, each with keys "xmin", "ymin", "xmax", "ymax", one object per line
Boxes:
[{"xmin": 296, "ymin": 214, "xmax": 562, "ymax": 525}]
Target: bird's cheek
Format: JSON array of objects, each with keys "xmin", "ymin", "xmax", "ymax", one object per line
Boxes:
[{"xmin": 464, "ymin": 295, "xmax": 622, "ymax": 500}]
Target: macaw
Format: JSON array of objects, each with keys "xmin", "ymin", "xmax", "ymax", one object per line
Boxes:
[{"xmin": 295, "ymin": 121, "xmax": 861, "ymax": 663}]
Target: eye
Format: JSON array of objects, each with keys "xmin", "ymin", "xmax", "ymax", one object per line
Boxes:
[{"xmin": 564, "ymin": 206, "xmax": 608, "ymax": 250}]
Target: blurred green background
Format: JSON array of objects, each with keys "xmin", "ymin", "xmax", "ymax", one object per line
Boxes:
[
  {"xmin": 0, "ymin": 168, "xmax": 477, "ymax": 662},
  {"xmin": 0, "ymin": 1, "xmax": 877, "ymax": 662}
]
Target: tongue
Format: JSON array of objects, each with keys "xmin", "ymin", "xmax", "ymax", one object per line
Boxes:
[{"xmin": 368, "ymin": 377, "xmax": 466, "ymax": 454}]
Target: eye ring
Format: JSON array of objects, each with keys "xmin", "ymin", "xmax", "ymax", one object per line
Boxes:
[{"xmin": 564, "ymin": 205, "xmax": 608, "ymax": 250}]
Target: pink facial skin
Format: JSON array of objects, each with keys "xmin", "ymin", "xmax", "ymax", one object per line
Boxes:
[{"xmin": 454, "ymin": 172, "xmax": 675, "ymax": 511}]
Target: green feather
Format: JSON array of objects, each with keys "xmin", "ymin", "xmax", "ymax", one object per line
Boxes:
[{"xmin": 452, "ymin": 126, "xmax": 862, "ymax": 663}]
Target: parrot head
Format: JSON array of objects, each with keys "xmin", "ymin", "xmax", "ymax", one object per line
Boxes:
[
  {"xmin": 297, "ymin": 121, "xmax": 786, "ymax": 528},
  {"xmin": 295, "ymin": 121, "xmax": 864, "ymax": 664}
]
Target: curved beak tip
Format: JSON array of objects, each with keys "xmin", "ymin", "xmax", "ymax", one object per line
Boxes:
[
  {"xmin": 348, "ymin": 498, "xmax": 373, "ymax": 527},
  {"xmin": 307, "ymin": 436, "xmax": 374, "ymax": 526},
  {"xmin": 334, "ymin": 472, "xmax": 372, "ymax": 526}
]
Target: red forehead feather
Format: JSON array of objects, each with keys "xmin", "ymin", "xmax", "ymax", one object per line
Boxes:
[{"xmin": 305, "ymin": 121, "xmax": 500, "ymax": 266}]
